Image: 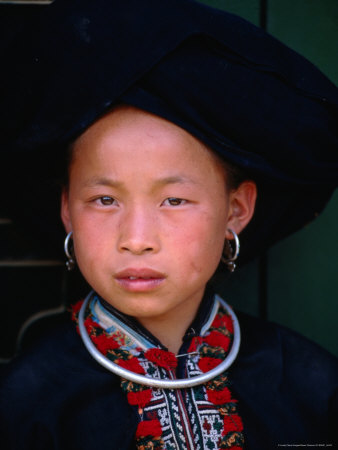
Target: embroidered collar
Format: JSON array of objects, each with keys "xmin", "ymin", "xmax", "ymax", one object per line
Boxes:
[
  {"xmin": 97, "ymin": 284, "xmax": 216, "ymax": 351},
  {"xmin": 71, "ymin": 290, "xmax": 244, "ymax": 450}
]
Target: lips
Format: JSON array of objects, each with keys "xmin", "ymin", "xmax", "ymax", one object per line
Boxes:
[{"xmin": 114, "ymin": 268, "xmax": 166, "ymax": 292}]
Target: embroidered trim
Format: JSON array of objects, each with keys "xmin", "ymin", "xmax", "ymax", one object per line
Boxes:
[{"xmin": 71, "ymin": 297, "xmax": 244, "ymax": 450}]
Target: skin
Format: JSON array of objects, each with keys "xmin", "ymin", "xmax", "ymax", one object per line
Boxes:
[{"xmin": 61, "ymin": 106, "xmax": 256, "ymax": 353}]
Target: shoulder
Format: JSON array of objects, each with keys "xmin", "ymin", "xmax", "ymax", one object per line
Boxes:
[
  {"xmin": 1, "ymin": 314, "xmax": 103, "ymax": 393},
  {"xmin": 0, "ymin": 315, "xmax": 137, "ymax": 450},
  {"xmin": 231, "ymin": 311, "xmax": 338, "ymax": 448},
  {"xmin": 236, "ymin": 310, "xmax": 338, "ymax": 385}
]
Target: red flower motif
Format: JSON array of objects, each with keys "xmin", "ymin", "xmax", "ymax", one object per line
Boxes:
[
  {"xmin": 222, "ymin": 314, "xmax": 234, "ymax": 334},
  {"xmin": 211, "ymin": 314, "xmax": 234, "ymax": 334},
  {"xmin": 84, "ymin": 317, "xmax": 99, "ymax": 333},
  {"xmin": 207, "ymin": 387, "xmax": 232, "ymax": 405},
  {"xmin": 70, "ymin": 304, "xmax": 244, "ymax": 448},
  {"xmin": 118, "ymin": 357, "xmax": 145, "ymax": 374},
  {"xmin": 222, "ymin": 414, "xmax": 244, "ymax": 433},
  {"xmin": 188, "ymin": 336, "xmax": 203, "ymax": 352},
  {"xmin": 70, "ymin": 300, "xmax": 84, "ymax": 322},
  {"xmin": 127, "ymin": 389, "xmax": 152, "ymax": 408},
  {"xmin": 211, "ymin": 315, "xmax": 223, "ymax": 328},
  {"xmin": 145, "ymin": 348, "xmax": 177, "ymax": 370},
  {"xmin": 198, "ymin": 357, "xmax": 223, "ymax": 372},
  {"xmin": 92, "ymin": 333, "xmax": 119, "ymax": 354},
  {"xmin": 204, "ymin": 331, "xmax": 231, "ymax": 352},
  {"xmin": 135, "ymin": 419, "xmax": 162, "ymax": 438},
  {"xmin": 71, "ymin": 300, "xmax": 83, "ymax": 314}
]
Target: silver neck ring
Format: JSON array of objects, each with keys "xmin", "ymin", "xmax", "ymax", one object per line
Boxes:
[{"xmin": 78, "ymin": 292, "xmax": 241, "ymax": 389}]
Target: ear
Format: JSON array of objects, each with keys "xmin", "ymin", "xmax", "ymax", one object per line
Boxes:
[
  {"xmin": 225, "ymin": 181, "xmax": 257, "ymax": 239},
  {"xmin": 60, "ymin": 188, "xmax": 72, "ymax": 233}
]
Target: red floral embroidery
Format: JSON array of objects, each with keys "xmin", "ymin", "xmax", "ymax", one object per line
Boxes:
[
  {"xmin": 211, "ymin": 314, "xmax": 234, "ymax": 334},
  {"xmin": 72, "ymin": 299, "xmax": 244, "ymax": 450},
  {"xmin": 84, "ymin": 317, "xmax": 99, "ymax": 333},
  {"xmin": 222, "ymin": 414, "xmax": 244, "ymax": 433},
  {"xmin": 92, "ymin": 333, "xmax": 119, "ymax": 354},
  {"xmin": 127, "ymin": 389, "xmax": 152, "ymax": 408},
  {"xmin": 71, "ymin": 300, "xmax": 83, "ymax": 315},
  {"xmin": 187, "ymin": 336, "xmax": 203, "ymax": 352},
  {"xmin": 222, "ymin": 314, "xmax": 234, "ymax": 334},
  {"xmin": 145, "ymin": 348, "xmax": 177, "ymax": 370},
  {"xmin": 135, "ymin": 419, "xmax": 162, "ymax": 438},
  {"xmin": 204, "ymin": 331, "xmax": 230, "ymax": 352},
  {"xmin": 207, "ymin": 387, "xmax": 232, "ymax": 405},
  {"xmin": 211, "ymin": 315, "xmax": 223, "ymax": 328},
  {"xmin": 71, "ymin": 301, "xmax": 84, "ymax": 333},
  {"xmin": 198, "ymin": 356, "xmax": 223, "ymax": 372},
  {"xmin": 117, "ymin": 357, "xmax": 145, "ymax": 374}
]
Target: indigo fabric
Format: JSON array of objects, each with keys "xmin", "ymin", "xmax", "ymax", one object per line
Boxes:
[
  {"xmin": 1, "ymin": 309, "xmax": 337, "ymax": 449},
  {"xmin": 0, "ymin": 0, "xmax": 337, "ymax": 261}
]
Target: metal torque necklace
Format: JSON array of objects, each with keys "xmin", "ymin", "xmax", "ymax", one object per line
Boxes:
[{"xmin": 78, "ymin": 292, "xmax": 241, "ymax": 389}]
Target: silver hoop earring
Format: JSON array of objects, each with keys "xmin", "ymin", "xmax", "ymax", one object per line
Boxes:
[
  {"xmin": 221, "ymin": 229, "xmax": 240, "ymax": 272},
  {"xmin": 64, "ymin": 231, "xmax": 75, "ymax": 271}
]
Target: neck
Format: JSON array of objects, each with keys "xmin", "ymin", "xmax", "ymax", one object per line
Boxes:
[
  {"xmin": 138, "ymin": 316, "xmax": 192, "ymax": 354},
  {"xmin": 137, "ymin": 295, "xmax": 203, "ymax": 354}
]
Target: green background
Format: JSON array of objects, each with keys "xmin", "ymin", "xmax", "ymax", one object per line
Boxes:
[{"xmin": 204, "ymin": 0, "xmax": 338, "ymax": 356}]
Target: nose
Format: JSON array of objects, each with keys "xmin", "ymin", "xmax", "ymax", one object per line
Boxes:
[{"xmin": 117, "ymin": 204, "xmax": 160, "ymax": 255}]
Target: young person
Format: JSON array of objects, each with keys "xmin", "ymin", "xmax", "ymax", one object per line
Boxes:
[{"xmin": 1, "ymin": 1, "xmax": 337, "ymax": 449}]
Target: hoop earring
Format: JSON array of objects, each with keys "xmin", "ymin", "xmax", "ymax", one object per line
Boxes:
[
  {"xmin": 221, "ymin": 229, "xmax": 240, "ymax": 272},
  {"xmin": 64, "ymin": 231, "xmax": 75, "ymax": 271}
]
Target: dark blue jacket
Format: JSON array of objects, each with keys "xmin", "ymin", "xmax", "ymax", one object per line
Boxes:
[{"xmin": 1, "ymin": 310, "xmax": 337, "ymax": 449}]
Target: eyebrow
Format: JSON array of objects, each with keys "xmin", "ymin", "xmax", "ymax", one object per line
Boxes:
[
  {"xmin": 83, "ymin": 175, "xmax": 198, "ymax": 188},
  {"xmin": 83, "ymin": 177, "xmax": 123, "ymax": 188},
  {"xmin": 153, "ymin": 176, "xmax": 199, "ymax": 186}
]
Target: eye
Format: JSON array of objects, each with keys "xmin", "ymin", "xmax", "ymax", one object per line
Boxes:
[
  {"xmin": 162, "ymin": 197, "xmax": 187, "ymax": 206},
  {"xmin": 96, "ymin": 196, "xmax": 116, "ymax": 206}
]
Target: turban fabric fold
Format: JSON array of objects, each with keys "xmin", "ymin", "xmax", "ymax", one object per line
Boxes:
[{"xmin": 0, "ymin": 0, "xmax": 337, "ymax": 262}]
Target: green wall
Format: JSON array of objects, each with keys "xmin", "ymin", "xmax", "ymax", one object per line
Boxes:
[{"xmin": 203, "ymin": 0, "xmax": 338, "ymax": 356}]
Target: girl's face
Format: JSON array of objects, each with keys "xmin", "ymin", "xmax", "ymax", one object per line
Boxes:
[{"xmin": 62, "ymin": 106, "xmax": 255, "ymax": 328}]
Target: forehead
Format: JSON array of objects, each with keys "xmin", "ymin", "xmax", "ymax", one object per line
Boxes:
[
  {"xmin": 74, "ymin": 106, "xmax": 202, "ymax": 155},
  {"xmin": 71, "ymin": 105, "xmax": 226, "ymax": 179}
]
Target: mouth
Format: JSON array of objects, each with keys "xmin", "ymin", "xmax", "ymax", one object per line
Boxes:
[{"xmin": 114, "ymin": 268, "xmax": 166, "ymax": 292}]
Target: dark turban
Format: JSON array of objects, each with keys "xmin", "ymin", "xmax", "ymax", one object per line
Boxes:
[{"xmin": 0, "ymin": 0, "xmax": 337, "ymax": 263}]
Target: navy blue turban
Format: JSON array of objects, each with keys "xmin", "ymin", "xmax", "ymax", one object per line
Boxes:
[{"xmin": 0, "ymin": 0, "xmax": 337, "ymax": 263}]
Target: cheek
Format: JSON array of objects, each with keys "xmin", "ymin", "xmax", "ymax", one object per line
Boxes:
[
  {"xmin": 171, "ymin": 212, "xmax": 226, "ymax": 274},
  {"xmin": 70, "ymin": 214, "xmax": 111, "ymax": 270}
]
